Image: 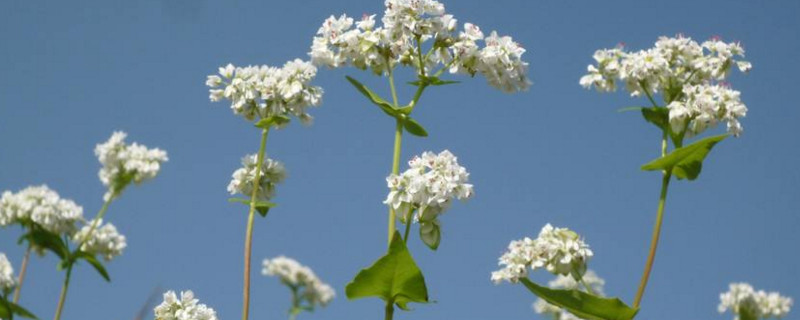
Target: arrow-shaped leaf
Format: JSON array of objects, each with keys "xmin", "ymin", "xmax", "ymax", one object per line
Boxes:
[
  {"xmin": 345, "ymin": 232, "xmax": 428, "ymax": 309},
  {"xmin": 228, "ymin": 198, "xmax": 277, "ymax": 217},
  {"xmin": 641, "ymin": 134, "xmax": 728, "ymax": 180},
  {"xmin": 346, "ymin": 76, "xmax": 399, "ymax": 118},
  {"xmin": 520, "ymin": 278, "xmax": 638, "ymax": 320}
]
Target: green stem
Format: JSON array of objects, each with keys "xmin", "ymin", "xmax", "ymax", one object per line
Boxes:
[
  {"xmin": 52, "ymin": 196, "xmax": 114, "ymax": 319},
  {"xmin": 388, "ymin": 120, "xmax": 403, "ymax": 246},
  {"xmin": 53, "ymin": 264, "xmax": 73, "ymax": 320},
  {"xmin": 640, "ymin": 81, "xmax": 660, "ymax": 108},
  {"xmin": 416, "ymin": 36, "xmax": 426, "ymax": 78},
  {"xmin": 633, "ymin": 132, "xmax": 672, "ymax": 308},
  {"xmin": 242, "ymin": 127, "xmax": 270, "ymax": 320},
  {"xmin": 12, "ymin": 245, "xmax": 31, "ymax": 303},
  {"xmin": 402, "ymin": 209, "xmax": 413, "ymax": 244},
  {"xmin": 388, "ymin": 67, "xmax": 400, "ymax": 107},
  {"xmin": 579, "ymin": 277, "xmax": 596, "ymax": 295},
  {"xmin": 384, "ymin": 300, "xmax": 395, "ymax": 320},
  {"xmin": 289, "ymin": 286, "xmax": 301, "ymax": 320}
]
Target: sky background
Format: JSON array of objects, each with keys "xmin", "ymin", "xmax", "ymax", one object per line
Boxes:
[{"xmin": 1, "ymin": 0, "xmax": 799, "ymax": 319}]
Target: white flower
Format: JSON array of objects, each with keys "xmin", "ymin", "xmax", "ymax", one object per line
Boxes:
[
  {"xmin": 207, "ymin": 59, "xmax": 323, "ymax": 124},
  {"xmin": 0, "ymin": 185, "xmax": 83, "ymax": 235},
  {"xmin": 309, "ymin": 1, "xmax": 530, "ymax": 93},
  {"xmin": 96, "ymin": 131, "xmax": 168, "ymax": 201},
  {"xmin": 72, "ymin": 218, "xmax": 127, "ymax": 261},
  {"xmin": 581, "ymin": 35, "xmax": 751, "ymax": 136},
  {"xmin": 384, "ymin": 150, "xmax": 473, "ymax": 222},
  {"xmin": 154, "ymin": 290, "xmax": 218, "ymax": 320},
  {"xmin": 263, "ymin": 256, "xmax": 335, "ymax": 308},
  {"xmin": 0, "ymin": 253, "xmax": 15, "ymax": 291},
  {"xmin": 227, "ymin": 154, "xmax": 286, "ymax": 201},
  {"xmin": 533, "ymin": 270, "xmax": 605, "ymax": 320},
  {"xmin": 719, "ymin": 283, "xmax": 793, "ymax": 320},
  {"xmin": 491, "ymin": 224, "xmax": 593, "ymax": 284}
]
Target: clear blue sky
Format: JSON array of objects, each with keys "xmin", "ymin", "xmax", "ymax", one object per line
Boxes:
[{"xmin": 1, "ymin": 1, "xmax": 798, "ymax": 319}]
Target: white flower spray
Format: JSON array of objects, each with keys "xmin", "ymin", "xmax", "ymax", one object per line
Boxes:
[
  {"xmin": 719, "ymin": 283, "xmax": 792, "ymax": 320},
  {"xmin": 263, "ymin": 256, "xmax": 335, "ymax": 320},
  {"xmin": 154, "ymin": 290, "xmax": 218, "ymax": 320}
]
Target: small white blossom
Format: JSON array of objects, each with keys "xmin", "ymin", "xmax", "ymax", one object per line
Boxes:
[
  {"xmin": 492, "ymin": 224, "xmax": 593, "ymax": 284},
  {"xmin": 581, "ymin": 35, "xmax": 751, "ymax": 136},
  {"xmin": 309, "ymin": 0, "xmax": 530, "ymax": 92},
  {"xmin": 154, "ymin": 290, "xmax": 218, "ymax": 320},
  {"xmin": 384, "ymin": 150, "xmax": 473, "ymax": 223},
  {"xmin": 96, "ymin": 131, "xmax": 168, "ymax": 201},
  {"xmin": 0, "ymin": 253, "xmax": 15, "ymax": 291},
  {"xmin": 72, "ymin": 219, "xmax": 127, "ymax": 261},
  {"xmin": 719, "ymin": 283, "xmax": 793, "ymax": 320},
  {"xmin": 263, "ymin": 256, "xmax": 335, "ymax": 308},
  {"xmin": 227, "ymin": 154, "xmax": 286, "ymax": 201},
  {"xmin": 206, "ymin": 59, "xmax": 323, "ymax": 124},
  {"xmin": 0, "ymin": 185, "xmax": 83, "ymax": 235},
  {"xmin": 533, "ymin": 270, "xmax": 605, "ymax": 320}
]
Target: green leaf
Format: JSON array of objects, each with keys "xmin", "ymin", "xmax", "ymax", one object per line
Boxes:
[
  {"xmin": 345, "ymin": 76, "xmax": 399, "ymax": 118},
  {"xmin": 408, "ymin": 76, "xmax": 459, "ymax": 87},
  {"xmin": 641, "ymin": 134, "xmax": 728, "ymax": 180},
  {"xmin": 0, "ymin": 299, "xmax": 10, "ymax": 319},
  {"xmin": 255, "ymin": 115, "xmax": 291, "ymax": 129},
  {"xmin": 616, "ymin": 106, "xmax": 645, "ymax": 113},
  {"xmin": 76, "ymin": 252, "xmax": 111, "ymax": 282},
  {"xmin": 640, "ymin": 107, "xmax": 669, "ymax": 131},
  {"xmin": 403, "ymin": 118, "xmax": 428, "ymax": 137},
  {"xmin": 8, "ymin": 302, "xmax": 38, "ymax": 319},
  {"xmin": 520, "ymin": 278, "xmax": 638, "ymax": 320},
  {"xmin": 419, "ymin": 220, "xmax": 440, "ymax": 250},
  {"xmin": 22, "ymin": 229, "xmax": 69, "ymax": 260},
  {"xmin": 228, "ymin": 198, "xmax": 277, "ymax": 217},
  {"xmin": 345, "ymin": 232, "xmax": 428, "ymax": 309}
]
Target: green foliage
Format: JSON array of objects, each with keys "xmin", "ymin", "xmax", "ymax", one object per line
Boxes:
[
  {"xmin": 228, "ymin": 198, "xmax": 277, "ymax": 217},
  {"xmin": 75, "ymin": 252, "xmax": 111, "ymax": 282},
  {"xmin": 345, "ymin": 76, "xmax": 399, "ymax": 118},
  {"xmin": 345, "ymin": 232, "xmax": 429, "ymax": 310},
  {"xmin": 403, "ymin": 118, "xmax": 428, "ymax": 137},
  {"xmin": 19, "ymin": 228, "xmax": 69, "ymax": 260},
  {"xmin": 0, "ymin": 297, "xmax": 39, "ymax": 320},
  {"xmin": 407, "ymin": 76, "xmax": 459, "ymax": 87},
  {"xmin": 520, "ymin": 278, "xmax": 638, "ymax": 320},
  {"xmin": 419, "ymin": 221, "xmax": 440, "ymax": 250},
  {"xmin": 641, "ymin": 134, "xmax": 728, "ymax": 180}
]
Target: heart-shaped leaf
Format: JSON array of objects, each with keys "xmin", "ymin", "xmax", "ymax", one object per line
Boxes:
[
  {"xmin": 520, "ymin": 278, "xmax": 638, "ymax": 320},
  {"xmin": 641, "ymin": 134, "xmax": 728, "ymax": 180},
  {"xmin": 345, "ymin": 232, "xmax": 428, "ymax": 309}
]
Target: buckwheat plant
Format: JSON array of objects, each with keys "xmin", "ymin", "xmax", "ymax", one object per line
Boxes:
[
  {"xmin": 206, "ymin": 58, "xmax": 323, "ymax": 320},
  {"xmin": 0, "ymin": 253, "xmax": 37, "ymax": 319},
  {"xmin": 0, "ymin": 185, "xmax": 83, "ymax": 304},
  {"xmin": 580, "ymin": 34, "xmax": 752, "ymax": 315},
  {"xmin": 312, "ymin": 0, "xmax": 528, "ymax": 317},
  {"xmin": 492, "ymin": 224, "xmax": 637, "ymax": 320},
  {"xmin": 262, "ymin": 256, "xmax": 335, "ymax": 320},
  {"xmin": 154, "ymin": 290, "xmax": 218, "ymax": 320},
  {"xmin": 718, "ymin": 283, "xmax": 793, "ymax": 320},
  {"xmin": 49, "ymin": 131, "xmax": 167, "ymax": 320}
]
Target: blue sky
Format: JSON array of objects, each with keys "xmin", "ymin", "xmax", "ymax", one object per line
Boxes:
[{"xmin": 1, "ymin": 0, "xmax": 798, "ymax": 319}]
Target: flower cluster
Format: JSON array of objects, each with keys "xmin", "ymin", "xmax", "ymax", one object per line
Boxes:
[
  {"xmin": 262, "ymin": 256, "xmax": 335, "ymax": 308},
  {"xmin": 491, "ymin": 224, "xmax": 593, "ymax": 284},
  {"xmin": 0, "ymin": 185, "xmax": 83, "ymax": 235},
  {"xmin": 206, "ymin": 59, "xmax": 323, "ymax": 124},
  {"xmin": 580, "ymin": 35, "xmax": 751, "ymax": 136},
  {"xmin": 0, "ymin": 253, "xmax": 15, "ymax": 292},
  {"xmin": 533, "ymin": 270, "xmax": 605, "ymax": 320},
  {"xmin": 72, "ymin": 219, "xmax": 127, "ymax": 261},
  {"xmin": 719, "ymin": 283, "xmax": 793, "ymax": 320},
  {"xmin": 309, "ymin": 0, "xmax": 530, "ymax": 92},
  {"xmin": 384, "ymin": 150, "xmax": 473, "ymax": 223},
  {"xmin": 96, "ymin": 131, "xmax": 169, "ymax": 201},
  {"xmin": 154, "ymin": 290, "xmax": 218, "ymax": 320},
  {"xmin": 227, "ymin": 154, "xmax": 287, "ymax": 201},
  {"xmin": 667, "ymin": 84, "xmax": 747, "ymax": 137}
]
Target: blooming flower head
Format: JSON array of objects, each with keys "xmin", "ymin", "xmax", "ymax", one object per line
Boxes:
[
  {"xmin": 72, "ymin": 218, "xmax": 127, "ymax": 261},
  {"xmin": 0, "ymin": 253, "xmax": 15, "ymax": 292},
  {"xmin": 154, "ymin": 290, "xmax": 218, "ymax": 320},
  {"xmin": 719, "ymin": 283, "xmax": 793, "ymax": 320},
  {"xmin": 491, "ymin": 224, "xmax": 593, "ymax": 284},
  {"xmin": 309, "ymin": 0, "xmax": 530, "ymax": 92},
  {"xmin": 384, "ymin": 150, "xmax": 473, "ymax": 221},
  {"xmin": 227, "ymin": 154, "xmax": 286, "ymax": 201},
  {"xmin": 263, "ymin": 256, "xmax": 336, "ymax": 308},
  {"xmin": 580, "ymin": 35, "xmax": 751, "ymax": 136},
  {"xmin": 96, "ymin": 131, "xmax": 169, "ymax": 201},
  {"xmin": 207, "ymin": 59, "xmax": 323, "ymax": 125},
  {"xmin": 0, "ymin": 185, "xmax": 83, "ymax": 235},
  {"xmin": 533, "ymin": 270, "xmax": 605, "ymax": 320}
]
